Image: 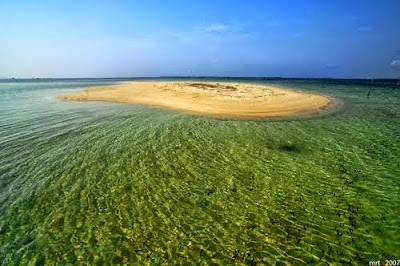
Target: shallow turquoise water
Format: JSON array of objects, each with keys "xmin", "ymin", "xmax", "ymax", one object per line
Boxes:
[{"xmin": 0, "ymin": 78, "xmax": 399, "ymax": 265}]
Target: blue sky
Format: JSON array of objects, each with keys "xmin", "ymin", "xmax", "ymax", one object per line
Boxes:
[{"xmin": 1, "ymin": 0, "xmax": 400, "ymax": 78}]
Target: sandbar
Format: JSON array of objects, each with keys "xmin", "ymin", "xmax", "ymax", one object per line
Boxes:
[{"xmin": 58, "ymin": 81, "xmax": 333, "ymax": 118}]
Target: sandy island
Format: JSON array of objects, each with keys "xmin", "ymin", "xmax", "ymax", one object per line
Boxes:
[{"xmin": 58, "ymin": 81, "xmax": 333, "ymax": 118}]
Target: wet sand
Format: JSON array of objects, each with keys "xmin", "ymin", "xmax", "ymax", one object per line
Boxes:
[{"xmin": 58, "ymin": 81, "xmax": 333, "ymax": 118}]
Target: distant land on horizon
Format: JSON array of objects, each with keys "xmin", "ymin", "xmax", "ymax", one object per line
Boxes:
[
  {"xmin": 1, "ymin": 76, "xmax": 399, "ymax": 88},
  {"xmin": 1, "ymin": 76, "xmax": 400, "ymax": 81}
]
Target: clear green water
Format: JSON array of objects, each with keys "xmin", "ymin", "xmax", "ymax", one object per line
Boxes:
[{"xmin": 0, "ymin": 79, "xmax": 399, "ymax": 265}]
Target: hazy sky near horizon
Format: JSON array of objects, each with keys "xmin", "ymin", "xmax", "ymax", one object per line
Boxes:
[{"xmin": 1, "ymin": 0, "xmax": 400, "ymax": 78}]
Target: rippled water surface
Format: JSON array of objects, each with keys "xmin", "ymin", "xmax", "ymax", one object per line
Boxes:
[{"xmin": 0, "ymin": 78, "xmax": 399, "ymax": 265}]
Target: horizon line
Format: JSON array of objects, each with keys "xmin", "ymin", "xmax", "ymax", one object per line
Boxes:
[{"xmin": 1, "ymin": 76, "xmax": 400, "ymax": 81}]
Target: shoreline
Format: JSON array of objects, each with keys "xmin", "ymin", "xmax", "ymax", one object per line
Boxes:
[{"xmin": 58, "ymin": 81, "xmax": 334, "ymax": 118}]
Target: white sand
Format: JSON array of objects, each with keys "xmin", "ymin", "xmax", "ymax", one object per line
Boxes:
[{"xmin": 58, "ymin": 81, "xmax": 332, "ymax": 118}]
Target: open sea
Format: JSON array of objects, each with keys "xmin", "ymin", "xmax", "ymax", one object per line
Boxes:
[{"xmin": 0, "ymin": 78, "xmax": 399, "ymax": 265}]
